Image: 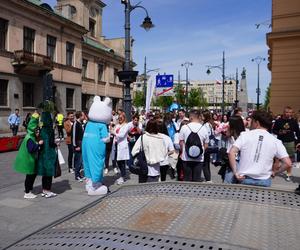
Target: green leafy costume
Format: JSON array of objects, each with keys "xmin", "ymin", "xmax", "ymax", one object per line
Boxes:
[
  {"xmin": 37, "ymin": 112, "xmax": 57, "ymax": 176},
  {"xmin": 14, "ymin": 116, "xmax": 39, "ymax": 175}
]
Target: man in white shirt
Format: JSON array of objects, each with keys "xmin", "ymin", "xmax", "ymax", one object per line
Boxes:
[
  {"xmin": 229, "ymin": 110, "xmax": 291, "ymax": 187},
  {"xmin": 179, "ymin": 110, "xmax": 209, "ymax": 182},
  {"xmin": 176, "ymin": 109, "xmax": 187, "ymax": 129}
]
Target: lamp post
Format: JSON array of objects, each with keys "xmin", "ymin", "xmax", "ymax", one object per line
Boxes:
[
  {"xmin": 234, "ymin": 68, "xmax": 239, "ymax": 108},
  {"xmin": 251, "ymin": 56, "xmax": 265, "ymax": 110},
  {"xmin": 181, "ymin": 62, "xmax": 193, "ymax": 110},
  {"xmin": 206, "ymin": 51, "xmax": 225, "ymax": 115},
  {"xmin": 143, "ymin": 56, "xmax": 159, "ymax": 106},
  {"xmin": 118, "ymin": 0, "xmax": 154, "ymax": 121}
]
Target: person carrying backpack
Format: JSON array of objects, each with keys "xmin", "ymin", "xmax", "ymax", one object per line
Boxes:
[{"xmin": 179, "ymin": 109, "xmax": 209, "ymax": 182}]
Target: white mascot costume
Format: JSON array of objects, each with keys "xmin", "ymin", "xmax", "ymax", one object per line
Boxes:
[{"xmin": 82, "ymin": 96, "xmax": 112, "ymax": 195}]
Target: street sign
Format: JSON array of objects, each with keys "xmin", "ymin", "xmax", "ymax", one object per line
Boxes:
[
  {"xmin": 155, "ymin": 74, "xmax": 174, "ymax": 96},
  {"xmin": 156, "ymin": 74, "xmax": 173, "ymax": 88}
]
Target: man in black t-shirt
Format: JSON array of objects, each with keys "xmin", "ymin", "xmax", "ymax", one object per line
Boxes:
[{"xmin": 273, "ymin": 106, "xmax": 300, "ymax": 181}]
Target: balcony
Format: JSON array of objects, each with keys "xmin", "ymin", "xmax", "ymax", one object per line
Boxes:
[{"xmin": 12, "ymin": 50, "xmax": 53, "ymax": 75}]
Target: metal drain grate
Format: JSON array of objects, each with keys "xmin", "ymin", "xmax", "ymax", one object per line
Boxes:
[
  {"xmin": 110, "ymin": 182, "xmax": 300, "ymax": 208},
  {"xmin": 10, "ymin": 228, "xmax": 252, "ymax": 250}
]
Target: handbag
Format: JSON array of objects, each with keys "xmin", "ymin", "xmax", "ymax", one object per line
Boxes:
[
  {"xmin": 129, "ymin": 135, "xmax": 148, "ymax": 176},
  {"xmin": 57, "ymin": 148, "xmax": 65, "ymax": 165},
  {"xmin": 54, "ymin": 158, "xmax": 62, "ymax": 178}
]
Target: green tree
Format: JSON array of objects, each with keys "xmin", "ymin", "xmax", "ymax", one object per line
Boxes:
[
  {"xmin": 153, "ymin": 96, "xmax": 173, "ymax": 109},
  {"xmin": 187, "ymin": 88, "xmax": 208, "ymax": 109},
  {"xmin": 174, "ymin": 84, "xmax": 185, "ymax": 106},
  {"xmin": 132, "ymin": 91, "xmax": 145, "ymax": 108},
  {"xmin": 263, "ymin": 84, "xmax": 271, "ymax": 110}
]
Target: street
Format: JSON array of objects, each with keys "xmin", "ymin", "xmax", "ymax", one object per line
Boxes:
[{"xmin": 0, "ymin": 142, "xmax": 299, "ymax": 249}]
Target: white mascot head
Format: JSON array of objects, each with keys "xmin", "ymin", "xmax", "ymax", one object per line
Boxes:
[{"xmin": 88, "ymin": 96, "xmax": 112, "ymax": 124}]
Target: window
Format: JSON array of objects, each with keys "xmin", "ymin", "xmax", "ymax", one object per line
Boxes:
[
  {"xmin": 113, "ymin": 68, "xmax": 118, "ymax": 84},
  {"xmin": 0, "ymin": 79, "xmax": 8, "ymax": 106},
  {"xmin": 82, "ymin": 59, "xmax": 88, "ymax": 78},
  {"xmin": 23, "ymin": 27, "xmax": 35, "ymax": 53},
  {"xmin": 98, "ymin": 64, "xmax": 104, "ymax": 81},
  {"xmin": 0, "ymin": 18, "xmax": 8, "ymax": 51},
  {"xmin": 66, "ymin": 42, "xmax": 74, "ymax": 66},
  {"xmin": 89, "ymin": 19, "xmax": 95, "ymax": 37},
  {"xmin": 23, "ymin": 82, "xmax": 34, "ymax": 107},
  {"xmin": 47, "ymin": 35, "xmax": 56, "ymax": 61},
  {"xmin": 66, "ymin": 88, "xmax": 74, "ymax": 108}
]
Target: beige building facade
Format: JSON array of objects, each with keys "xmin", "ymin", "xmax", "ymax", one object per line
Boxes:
[
  {"xmin": 0, "ymin": 0, "xmax": 126, "ymax": 132},
  {"xmin": 267, "ymin": 0, "xmax": 300, "ymax": 114}
]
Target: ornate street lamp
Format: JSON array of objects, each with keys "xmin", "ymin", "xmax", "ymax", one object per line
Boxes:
[
  {"xmin": 118, "ymin": 0, "xmax": 154, "ymax": 120},
  {"xmin": 251, "ymin": 56, "xmax": 266, "ymax": 110},
  {"xmin": 206, "ymin": 51, "xmax": 225, "ymax": 115}
]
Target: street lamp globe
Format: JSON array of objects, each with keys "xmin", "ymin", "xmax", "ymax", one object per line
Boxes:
[{"xmin": 140, "ymin": 16, "xmax": 155, "ymax": 31}]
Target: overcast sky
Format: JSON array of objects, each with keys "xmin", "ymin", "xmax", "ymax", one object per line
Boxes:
[{"xmin": 44, "ymin": 0, "xmax": 272, "ymax": 102}]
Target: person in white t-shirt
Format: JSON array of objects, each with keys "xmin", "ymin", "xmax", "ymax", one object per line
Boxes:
[
  {"xmin": 179, "ymin": 109, "xmax": 209, "ymax": 182},
  {"xmin": 229, "ymin": 110, "xmax": 291, "ymax": 187},
  {"xmin": 157, "ymin": 120, "xmax": 175, "ymax": 181}
]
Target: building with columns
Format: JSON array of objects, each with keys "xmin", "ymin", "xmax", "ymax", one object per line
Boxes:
[
  {"xmin": 267, "ymin": 0, "xmax": 300, "ymax": 114},
  {"xmin": 0, "ymin": 0, "xmax": 126, "ymax": 132}
]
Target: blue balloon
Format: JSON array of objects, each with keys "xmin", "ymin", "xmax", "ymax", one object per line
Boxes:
[{"xmin": 168, "ymin": 103, "xmax": 180, "ymax": 112}]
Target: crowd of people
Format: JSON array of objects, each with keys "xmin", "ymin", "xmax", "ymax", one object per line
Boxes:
[{"xmin": 12, "ymin": 102, "xmax": 300, "ymax": 198}]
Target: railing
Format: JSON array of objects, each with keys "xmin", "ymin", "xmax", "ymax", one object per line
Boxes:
[{"xmin": 13, "ymin": 50, "xmax": 53, "ymax": 69}]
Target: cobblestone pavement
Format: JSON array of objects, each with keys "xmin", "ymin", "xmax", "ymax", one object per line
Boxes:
[{"xmin": 0, "ymin": 142, "xmax": 299, "ymax": 249}]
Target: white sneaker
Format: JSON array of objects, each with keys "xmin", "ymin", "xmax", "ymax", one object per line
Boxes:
[
  {"xmin": 116, "ymin": 177, "xmax": 124, "ymax": 185},
  {"xmin": 41, "ymin": 191, "xmax": 57, "ymax": 198},
  {"xmin": 113, "ymin": 168, "xmax": 119, "ymax": 174},
  {"xmin": 76, "ymin": 177, "xmax": 83, "ymax": 182},
  {"xmin": 104, "ymin": 168, "xmax": 108, "ymax": 175},
  {"xmin": 286, "ymin": 176, "xmax": 291, "ymax": 182},
  {"xmin": 24, "ymin": 192, "xmax": 37, "ymax": 199},
  {"xmin": 88, "ymin": 185, "xmax": 108, "ymax": 196},
  {"xmin": 206, "ymin": 180, "xmax": 213, "ymax": 184}
]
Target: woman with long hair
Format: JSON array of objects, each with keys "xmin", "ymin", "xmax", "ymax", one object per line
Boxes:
[
  {"xmin": 132, "ymin": 119, "xmax": 167, "ymax": 183},
  {"xmin": 224, "ymin": 115, "xmax": 245, "ymax": 183}
]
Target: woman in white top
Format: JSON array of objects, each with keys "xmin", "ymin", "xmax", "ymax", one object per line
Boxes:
[
  {"xmin": 132, "ymin": 119, "xmax": 167, "ymax": 183},
  {"xmin": 157, "ymin": 120, "xmax": 175, "ymax": 181},
  {"xmin": 224, "ymin": 115, "xmax": 245, "ymax": 183},
  {"xmin": 112, "ymin": 112, "xmax": 131, "ymax": 185}
]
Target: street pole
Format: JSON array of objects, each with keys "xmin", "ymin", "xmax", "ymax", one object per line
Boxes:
[
  {"xmin": 123, "ymin": 0, "xmax": 132, "ymax": 121},
  {"xmin": 143, "ymin": 56, "xmax": 147, "ymax": 104},
  {"xmin": 251, "ymin": 56, "xmax": 265, "ymax": 110},
  {"xmin": 222, "ymin": 51, "xmax": 225, "ymax": 116},
  {"xmin": 235, "ymin": 68, "xmax": 239, "ymax": 108},
  {"xmin": 181, "ymin": 62, "xmax": 193, "ymax": 110},
  {"xmin": 118, "ymin": 0, "xmax": 154, "ymax": 120}
]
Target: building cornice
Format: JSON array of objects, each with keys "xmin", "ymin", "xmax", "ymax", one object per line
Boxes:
[{"xmin": 267, "ymin": 29, "xmax": 300, "ymax": 46}]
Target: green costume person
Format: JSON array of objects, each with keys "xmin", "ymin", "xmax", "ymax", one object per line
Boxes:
[
  {"xmin": 37, "ymin": 112, "xmax": 57, "ymax": 176},
  {"xmin": 37, "ymin": 112, "xmax": 58, "ymax": 197},
  {"xmin": 14, "ymin": 114, "xmax": 40, "ymax": 175}
]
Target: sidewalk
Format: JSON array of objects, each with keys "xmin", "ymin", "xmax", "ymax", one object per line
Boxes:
[{"xmin": 0, "ymin": 143, "xmax": 299, "ymax": 249}]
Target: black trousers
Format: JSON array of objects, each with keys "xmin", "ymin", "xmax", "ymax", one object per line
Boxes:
[
  {"xmin": 160, "ymin": 165, "xmax": 169, "ymax": 182},
  {"xmin": 203, "ymin": 153, "xmax": 211, "ymax": 181},
  {"xmin": 105, "ymin": 139, "xmax": 113, "ymax": 169},
  {"xmin": 182, "ymin": 161, "xmax": 203, "ymax": 182},
  {"xmin": 42, "ymin": 176, "xmax": 53, "ymax": 191},
  {"xmin": 11, "ymin": 125, "xmax": 19, "ymax": 136},
  {"xmin": 25, "ymin": 174, "xmax": 37, "ymax": 193},
  {"xmin": 24, "ymin": 175, "xmax": 53, "ymax": 192},
  {"xmin": 67, "ymin": 144, "xmax": 74, "ymax": 170}
]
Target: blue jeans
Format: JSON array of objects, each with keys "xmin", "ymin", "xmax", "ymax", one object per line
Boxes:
[
  {"xmin": 74, "ymin": 151, "xmax": 82, "ymax": 179},
  {"xmin": 224, "ymin": 170, "xmax": 238, "ymax": 184},
  {"xmin": 240, "ymin": 176, "xmax": 272, "ymax": 187}
]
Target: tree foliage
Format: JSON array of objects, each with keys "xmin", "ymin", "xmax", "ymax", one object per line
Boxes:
[
  {"xmin": 153, "ymin": 96, "xmax": 173, "ymax": 109},
  {"xmin": 188, "ymin": 88, "xmax": 208, "ymax": 109},
  {"xmin": 174, "ymin": 84, "xmax": 185, "ymax": 106},
  {"xmin": 132, "ymin": 91, "xmax": 145, "ymax": 108}
]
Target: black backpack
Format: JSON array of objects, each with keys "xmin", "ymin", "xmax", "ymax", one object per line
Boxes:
[{"xmin": 185, "ymin": 124, "xmax": 203, "ymax": 159}]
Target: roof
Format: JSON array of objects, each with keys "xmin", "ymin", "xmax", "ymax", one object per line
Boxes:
[
  {"xmin": 24, "ymin": 0, "xmax": 87, "ymax": 33},
  {"xmin": 83, "ymin": 36, "xmax": 120, "ymax": 55}
]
